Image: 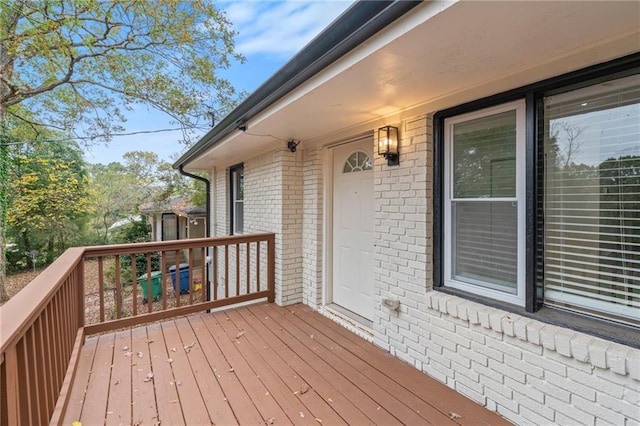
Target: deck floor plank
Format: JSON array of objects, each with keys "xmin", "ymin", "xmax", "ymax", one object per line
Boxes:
[
  {"xmin": 226, "ymin": 308, "xmax": 347, "ymax": 425},
  {"xmin": 188, "ymin": 314, "xmax": 265, "ymax": 425},
  {"xmin": 265, "ymin": 304, "xmax": 451, "ymax": 425},
  {"xmin": 80, "ymin": 333, "xmax": 115, "ymax": 425},
  {"xmin": 174, "ymin": 316, "xmax": 238, "ymax": 424},
  {"xmin": 64, "ymin": 334, "xmax": 98, "ymax": 423},
  {"xmin": 254, "ymin": 303, "xmax": 433, "ymax": 425},
  {"xmin": 215, "ymin": 308, "xmax": 319, "ymax": 425},
  {"xmin": 159, "ymin": 319, "xmax": 212, "ymax": 425},
  {"xmin": 236, "ymin": 306, "xmax": 370, "ymax": 425},
  {"xmin": 200, "ymin": 311, "xmax": 294, "ymax": 425},
  {"xmin": 145, "ymin": 322, "xmax": 185, "ymax": 426},
  {"xmin": 64, "ymin": 303, "xmax": 511, "ymax": 426},
  {"xmin": 297, "ymin": 304, "xmax": 504, "ymax": 426},
  {"xmin": 106, "ymin": 329, "xmax": 132, "ymax": 426},
  {"xmin": 129, "ymin": 324, "xmax": 158, "ymax": 425},
  {"xmin": 248, "ymin": 303, "xmax": 390, "ymax": 425}
]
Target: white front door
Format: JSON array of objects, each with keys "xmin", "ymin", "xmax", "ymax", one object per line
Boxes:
[{"xmin": 332, "ymin": 138, "xmax": 374, "ymax": 320}]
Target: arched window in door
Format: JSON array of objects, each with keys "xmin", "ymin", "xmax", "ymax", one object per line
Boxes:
[{"xmin": 343, "ymin": 151, "xmax": 373, "ymax": 173}]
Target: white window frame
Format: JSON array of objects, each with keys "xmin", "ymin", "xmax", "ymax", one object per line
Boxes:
[
  {"xmin": 443, "ymin": 100, "xmax": 527, "ymax": 306},
  {"xmin": 230, "ymin": 164, "xmax": 244, "ymax": 235}
]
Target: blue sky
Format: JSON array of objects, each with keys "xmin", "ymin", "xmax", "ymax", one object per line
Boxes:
[{"xmin": 84, "ymin": 0, "xmax": 353, "ymax": 165}]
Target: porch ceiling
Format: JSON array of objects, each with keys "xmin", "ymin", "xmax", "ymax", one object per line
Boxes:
[{"xmin": 187, "ymin": 0, "xmax": 640, "ymax": 170}]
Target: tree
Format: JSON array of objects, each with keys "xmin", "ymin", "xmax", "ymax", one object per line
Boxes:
[
  {"xmin": 7, "ymin": 140, "xmax": 91, "ymax": 263},
  {"xmin": 88, "ymin": 162, "xmax": 139, "ymax": 243},
  {"xmin": 0, "ymin": 0, "xmax": 243, "ymax": 300}
]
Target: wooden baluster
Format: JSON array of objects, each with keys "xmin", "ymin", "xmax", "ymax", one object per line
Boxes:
[
  {"xmin": 98, "ymin": 257, "xmax": 105, "ymax": 323},
  {"xmin": 146, "ymin": 253, "xmax": 153, "ymax": 314},
  {"xmin": 161, "ymin": 251, "xmax": 167, "ymax": 310},
  {"xmin": 174, "ymin": 250, "xmax": 180, "ymax": 307},
  {"xmin": 213, "ymin": 246, "xmax": 218, "ymax": 301},
  {"xmin": 115, "ymin": 255, "xmax": 122, "ymax": 319},
  {"xmin": 200, "ymin": 247, "xmax": 206, "ymax": 302},
  {"xmin": 235, "ymin": 243, "xmax": 240, "ymax": 296},
  {"xmin": 246, "ymin": 242, "xmax": 251, "ymax": 294},
  {"xmin": 256, "ymin": 242, "xmax": 261, "ymax": 292},
  {"xmin": 268, "ymin": 234, "xmax": 275, "ymax": 303},
  {"xmin": 188, "ymin": 248, "xmax": 194, "ymax": 305},
  {"xmin": 131, "ymin": 256, "xmax": 137, "ymax": 317},
  {"xmin": 224, "ymin": 246, "xmax": 229, "ymax": 299}
]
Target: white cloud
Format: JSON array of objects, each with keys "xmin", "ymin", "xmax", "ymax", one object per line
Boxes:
[{"xmin": 221, "ymin": 1, "xmax": 353, "ymax": 58}]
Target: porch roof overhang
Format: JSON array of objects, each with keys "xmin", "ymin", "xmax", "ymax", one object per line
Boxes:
[{"xmin": 175, "ymin": 0, "xmax": 640, "ymax": 172}]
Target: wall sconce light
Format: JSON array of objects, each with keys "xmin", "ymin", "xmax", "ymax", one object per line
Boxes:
[{"xmin": 378, "ymin": 125, "xmax": 399, "ymax": 166}]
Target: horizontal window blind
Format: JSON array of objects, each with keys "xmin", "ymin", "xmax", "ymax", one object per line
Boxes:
[
  {"xmin": 453, "ymin": 201, "xmax": 517, "ymax": 292},
  {"xmin": 543, "ymin": 74, "xmax": 640, "ymax": 325}
]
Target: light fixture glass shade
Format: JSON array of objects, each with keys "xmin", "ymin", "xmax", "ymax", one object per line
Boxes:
[
  {"xmin": 378, "ymin": 126, "xmax": 398, "ymax": 155},
  {"xmin": 378, "ymin": 125, "xmax": 400, "ymax": 165}
]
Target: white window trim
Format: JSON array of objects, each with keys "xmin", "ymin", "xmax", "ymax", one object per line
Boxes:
[
  {"xmin": 231, "ymin": 165, "xmax": 243, "ymax": 235},
  {"xmin": 443, "ymin": 99, "xmax": 527, "ymax": 306}
]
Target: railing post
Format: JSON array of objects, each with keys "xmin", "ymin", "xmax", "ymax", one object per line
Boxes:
[{"xmin": 267, "ymin": 234, "xmax": 275, "ymax": 303}]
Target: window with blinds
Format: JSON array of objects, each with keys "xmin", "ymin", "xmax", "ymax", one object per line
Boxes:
[
  {"xmin": 543, "ymin": 74, "xmax": 640, "ymax": 326},
  {"xmin": 444, "ymin": 101, "xmax": 526, "ymax": 305}
]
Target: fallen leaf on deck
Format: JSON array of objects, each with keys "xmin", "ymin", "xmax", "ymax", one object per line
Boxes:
[
  {"xmin": 113, "ymin": 380, "xmax": 120, "ymax": 386},
  {"xmin": 267, "ymin": 417, "xmax": 275, "ymax": 424},
  {"xmin": 170, "ymin": 400, "xmax": 178, "ymax": 404},
  {"xmin": 299, "ymin": 412, "xmax": 305, "ymax": 418},
  {"xmin": 315, "ymin": 419, "xmax": 322, "ymax": 423},
  {"xmin": 167, "ymin": 358, "xmax": 173, "ymax": 363},
  {"xmin": 122, "ymin": 346, "xmax": 129, "ymax": 351},
  {"xmin": 176, "ymin": 380, "xmax": 183, "ymax": 386},
  {"xmin": 327, "ymin": 398, "xmax": 333, "ymax": 403},
  {"xmin": 137, "ymin": 352, "xmax": 143, "ymax": 358},
  {"xmin": 236, "ymin": 330, "xmax": 245, "ymax": 338},
  {"xmin": 299, "ymin": 385, "xmax": 309, "ymax": 394},
  {"xmin": 146, "ymin": 339, "xmax": 155, "ymax": 344},
  {"xmin": 124, "ymin": 352, "xmax": 132, "ymax": 358},
  {"xmin": 143, "ymin": 372, "xmax": 154, "ymax": 382},
  {"xmin": 184, "ymin": 342, "xmax": 196, "ymax": 353},
  {"xmin": 310, "ymin": 334, "xmax": 314, "ymax": 339},
  {"xmin": 228, "ymin": 367, "xmax": 235, "ymax": 372},
  {"xmin": 449, "ymin": 412, "xmax": 462, "ymax": 420},
  {"xmin": 265, "ymin": 392, "xmax": 270, "ymax": 396}
]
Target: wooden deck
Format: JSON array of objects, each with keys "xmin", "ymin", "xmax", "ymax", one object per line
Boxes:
[{"xmin": 63, "ymin": 303, "xmax": 509, "ymax": 425}]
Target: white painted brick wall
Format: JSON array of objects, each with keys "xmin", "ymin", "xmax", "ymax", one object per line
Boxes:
[
  {"xmin": 369, "ymin": 113, "xmax": 640, "ymax": 425},
  {"xmin": 211, "ymin": 147, "xmax": 304, "ymax": 306}
]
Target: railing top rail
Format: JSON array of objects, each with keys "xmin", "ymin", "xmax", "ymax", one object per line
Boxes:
[
  {"xmin": 83, "ymin": 232, "xmax": 275, "ymax": 257},
  {"xmin": 0, "ymin": 247, "xmax": 84, "ymax": 354}
]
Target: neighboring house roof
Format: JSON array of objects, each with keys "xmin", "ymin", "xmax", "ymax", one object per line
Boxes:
[
  {"xmin": 175, "ymin": 1, "xmax": 640, "ymax": 171},
  {"xmin": 138, "ymin": 196, "xmax": 206, "ymax": 217},
  {"xmin": 108, "ymin": 215, "xmax": 142, "ymax": 231}
]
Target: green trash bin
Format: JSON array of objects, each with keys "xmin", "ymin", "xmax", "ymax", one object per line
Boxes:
[{"xmin": 137, "ymin": 271, "xmax": 163, "ymax": 303}]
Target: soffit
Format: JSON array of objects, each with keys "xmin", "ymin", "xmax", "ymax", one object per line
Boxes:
[{"xmin": 187, "ymin": 0, "xmax": 640, "ymax": 170}]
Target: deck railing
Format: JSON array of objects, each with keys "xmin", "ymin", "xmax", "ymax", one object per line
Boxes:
[{"xmin": 0, "ymin": 233, "xmax": 275, "ymax": 426}]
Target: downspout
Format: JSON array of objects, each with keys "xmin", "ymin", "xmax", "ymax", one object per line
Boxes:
[{"xmin": 178, "ymin": 166, "xmax": 212, "ymax": 303}]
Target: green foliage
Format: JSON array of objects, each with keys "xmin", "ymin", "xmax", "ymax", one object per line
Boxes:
[
  {"xmin": 1, "ymin": 0, "xmax": 244, "ymax": 145},
  {"xmin": 6, "ymin": 137, "xmax": 91, "ymax": 267},
  {"xmin": 104, "ymin": 218, "xmax": 160, "ymax": 286}
]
